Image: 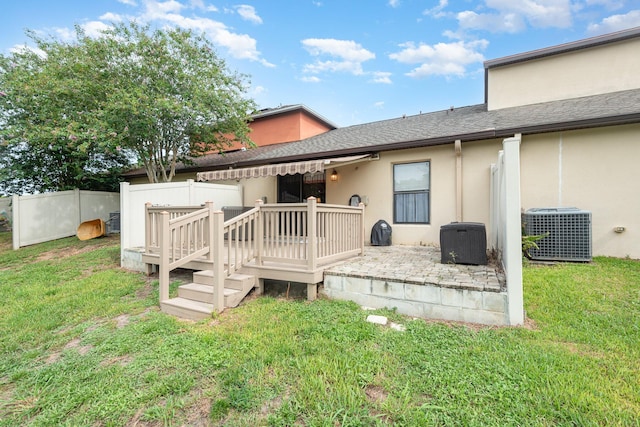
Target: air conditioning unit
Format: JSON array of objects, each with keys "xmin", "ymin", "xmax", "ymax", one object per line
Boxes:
[{"xmin": 522, "ymin": 208, "xmax": 591, "ymax": 262}]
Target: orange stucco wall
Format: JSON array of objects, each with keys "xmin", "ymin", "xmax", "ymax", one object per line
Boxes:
[
  {"xmin": 250, "ymin": 110, "xmax": 332, "ymax": 145},
  {"xmin": 223, "ymin": 110, "xmax": 333, "ymax": 151}
]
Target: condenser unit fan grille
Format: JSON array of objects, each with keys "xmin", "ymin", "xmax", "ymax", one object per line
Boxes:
[{"xmin": 523, "ymin": 208, "xmax": 591, "ymax": 262}]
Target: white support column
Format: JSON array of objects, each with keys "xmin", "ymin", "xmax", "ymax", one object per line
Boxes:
[{"xmin": 503, "ymin": 134, "xmax": 524, "ymax": 326}]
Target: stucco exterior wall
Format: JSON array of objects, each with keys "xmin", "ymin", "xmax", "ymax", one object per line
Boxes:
[
  {"xmin": 520, "ymin": 124, "xmax": 640, "ymax": 258},
  {"xmin": 325, "ymin": 143, "xmax": 499, "ymax": 246},
  {"xmin": 487, "ymin": 37, "xmax": 640, "ymax": 110}
]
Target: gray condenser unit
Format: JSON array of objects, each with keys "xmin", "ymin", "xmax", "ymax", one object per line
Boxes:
[{"xmin": 522, "ymin": 208, "xmax": 591, "ymax": 262}]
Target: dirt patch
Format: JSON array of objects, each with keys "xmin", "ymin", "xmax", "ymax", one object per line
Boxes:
[
  {"xmin": 101, "ymin": 355, "xmax": 134, "ymax": 367},
  {"xmin": 182, "ymin": 397, "xmax": 212, "ymax": 427},
  {"xmin": 36, "ymin": 235, "xmax": 119, "ymax": 262},
  {"xmin": 115, "ymin": 314, "xmax": 130, "ymax": 329},
  {"xmin": 365, "ymin": 385, "xmax": 388, "ymax": 404}
]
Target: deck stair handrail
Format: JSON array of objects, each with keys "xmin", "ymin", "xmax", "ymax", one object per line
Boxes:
[{"xmin": 145, "ymin": 197, "xmax": 365, "ymax": 315}]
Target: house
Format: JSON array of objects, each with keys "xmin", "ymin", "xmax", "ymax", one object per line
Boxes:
[
  {"xmin": 126, "ymin": 27, "xmax": 640, "ymax": 253},
  {"xmin": 126, "ymin": 26, "xmax": 640, "ymax": 259}
]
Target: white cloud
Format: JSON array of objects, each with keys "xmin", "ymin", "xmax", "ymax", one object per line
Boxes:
[
  {"xmin": 251, "ymin": 85, "xmax": 266, "ymax": 96},
  {"xmin": 99, "ymin": 12, "xmax": 126, "ymax": 22},
  {"xmin": 389, "ymin": 0, "xmax": 400, "ymax": 8},
  {"xmin": 423, "ymin": 0, "xmax": 449, "ymax": 17},
  {"xmin": 370, "ymin": 71, "xmax": 392, "ymax": 84},
  {"xmin": 9, "ymin": 44, "xmax": 47, "ymax": 58},
  {"xmin": 301, "ymin": 76, "xmax": 321, "ymax": 83},
  {"xmin": 373, "ymin": 101, "xmax": 385, "ymax": 109},
  {"xmin": 139, "ymin": 0, "xmax": 273, "ymax": 66},
  {"xmin": 301, "ymin": 39, "xmax": 375, "ymax": 77},
  {"xmin": 52, "ymin": 27, "xmax": 76, "ymax": 42},
  {"xmin": 117, "ymin": 0, "xmax": 138, "ymax": 5},
  {"xmin": 189, "ymin": 0, "xmax": 217, "ymax": 11},
  {"xmin": 81, "ymin": 21, "xmax": 113, "ymax": 38},
  {"xmin": 303, "ymin": 38, "xmax": 375, "ymax": 62},
  {"xmin": 457, "ymin": 10, "xmax": 526, "ymax": 33},
  {"xmin": 456, "ymin": 0, "xmax": 573, "ymax": 33},
  {"xmin": 235, "ymin": 5, "xmax": 263, "ymax": 24},
  {"xmin": 587, "ymin": 9, "xmax": 640, "ymax": 34},
  {"xmin": 585, "ymin": 0, "xmax": 625, "ymax": 10},
  {"xmin": 389, "ymin": 39, "xmax": 487, "ymax": 78}
]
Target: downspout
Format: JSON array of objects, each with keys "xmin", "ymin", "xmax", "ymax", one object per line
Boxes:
[{"xmin": 455, "ymin": 140, "xmax": 462, "ymax": 222}]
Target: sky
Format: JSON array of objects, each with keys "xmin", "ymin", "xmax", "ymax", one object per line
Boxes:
[{"xmin": 2, "ymin": 0, "xmax": 640, "ymax": 127}]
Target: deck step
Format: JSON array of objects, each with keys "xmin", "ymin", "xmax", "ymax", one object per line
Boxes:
[
  {"xmin": 194, "ymin": 270, "xmax": 256, "ymax": 290},
  {"xmin": 160, "ymin": 297, "xmax": 213, "ymax": 321},
  {"xmin": 178, "ymin": 282, "xmax": 242, "ymax": 305},
  {"xmin": 164, "ymin": 270, "xmax": 257, "ymax": 320}
]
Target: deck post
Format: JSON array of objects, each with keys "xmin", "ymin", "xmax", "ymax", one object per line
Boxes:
[
  {"xmin": 359, "ymin": 202, "xmax": 365, "ymax": 255},
  {"xmin": 212, "ymin": 210, "xmax": 225, "ymax": 312},
  {"xmin": 307, "ymin": 197, "xmax": 318, "ymax": 271},
  {"xmin": 144, "ymin": 202, "xmax": 154, "ymax": 275},
  {"xmin": 255, "ymin": 199, "xmax": 264, "ymax": 266},
  {"xmin": 158, "ymin": 211, "xmax": 170, "ymax": 302},
  {"xmin": 205, "ymin": 201, "xmax": 215, "ymax": 264}
]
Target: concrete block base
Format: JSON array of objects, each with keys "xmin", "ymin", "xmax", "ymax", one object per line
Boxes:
[{"xmin": 323, "ymin": 274, "xmax": 508, "ymax": 326}]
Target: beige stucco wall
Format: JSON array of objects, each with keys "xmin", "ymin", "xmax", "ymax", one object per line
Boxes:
[
  {"xmin": 520, "ymin": 124, "xmax": 640, "ymax": 258},
  {"xmin": 325, "ymin": 142, "xmax": 500, "ymax": 246},
  {"xmin": 487, "ymin": 37, "xmax": 640, "ymax": 110}
]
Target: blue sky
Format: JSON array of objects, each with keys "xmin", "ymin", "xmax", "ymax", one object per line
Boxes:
[{"xmin": 2, "ymin": 0, "xmax": 640, "ymax": 127}]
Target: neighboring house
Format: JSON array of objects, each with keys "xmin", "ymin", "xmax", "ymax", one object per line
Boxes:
[{"xmin": 124, "ymin": 27, "xmax": 640, "ymax": 259}]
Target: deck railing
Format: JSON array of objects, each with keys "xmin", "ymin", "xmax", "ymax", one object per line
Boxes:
[{"xmin": 145, "ymin": 197, "xmax": 365, "ymax": 313}]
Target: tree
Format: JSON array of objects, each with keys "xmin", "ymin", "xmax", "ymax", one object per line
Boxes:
[{"xmin": 0, "ymin": 21, "xmax": 256, "ymax": 193}]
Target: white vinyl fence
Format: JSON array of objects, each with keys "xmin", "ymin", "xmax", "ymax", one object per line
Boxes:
[
  {"xmin": 12, "ymin": 189, "xmax": 120, "ymax": 250},
  {"xmin": 489, "ymin": 134, "xmax": 524, "ymax": 326},
  {"xmin": 119, "ymin": 180, "xmax": 242, "ymax": 268}
]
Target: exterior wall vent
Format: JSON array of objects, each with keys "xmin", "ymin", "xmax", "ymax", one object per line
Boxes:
[{"xmin": 522, "ymin": 207, "xmax": 592, "ymax": 262}]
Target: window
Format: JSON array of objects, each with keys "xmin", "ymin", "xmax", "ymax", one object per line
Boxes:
[{"xmin": 393, "ymin": 161, "xmax": 430, "ymax": 224}]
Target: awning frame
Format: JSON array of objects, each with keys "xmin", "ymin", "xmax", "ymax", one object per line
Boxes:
[{"xmin": 197, "ymin": 154, "xmax": 372, "ymax": 182}]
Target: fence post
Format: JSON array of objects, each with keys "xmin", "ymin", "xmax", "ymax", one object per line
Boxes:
[
  {"xmin": 358, "ymin": 202, "xmax": 365, "ymax": 255},
  {"xmin": 212, "ymin": 210, "xmax": 225, "ymax": 312},
  {"xmin": 307, "ymin": 197, "xmax": 318, "ymax": 271},
  {"xmin": 205, "ymin": 201, "xmax": 215, "ymax": 263},
  {"xmin": 11, "ymin": 194, "xmax": 20, "ymax": 250},
  {"xmin": 503, "ymin": 135, "xmax": 524, "ymax": 326},
  {"xmin": 74, "ymin": 188, "xmax": 81, "ymax": 230},
  {"xmin": 158, "ymin": 211, "xmax": 170, "ymax": 303},
  {"xmin": 255, "ymin": 199, "xmax": 264, "ymax": 265}
]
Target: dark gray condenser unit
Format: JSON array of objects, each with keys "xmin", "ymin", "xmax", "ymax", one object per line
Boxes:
[
  {"xmin": 522, "ymin": 208, "xmax": 591, "ymax": 262},
  {"xmin": 440, "ymin": 222, "xmax": 487, "ymax": 265}
]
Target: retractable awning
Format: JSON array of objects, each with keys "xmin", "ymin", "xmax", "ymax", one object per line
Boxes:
[{"xmin": 197, "ymin": 154, "xmax": 371, "ymax": 181}]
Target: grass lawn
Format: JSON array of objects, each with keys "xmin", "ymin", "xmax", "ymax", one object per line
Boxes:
[{"xmin": 0, "ymin": 231, "xmax": 638, "ymax": 426}]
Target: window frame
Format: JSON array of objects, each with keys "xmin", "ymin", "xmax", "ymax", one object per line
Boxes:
[{"xmin": 392, "ymin": 160, "xmax": 430, "ymax": 224}]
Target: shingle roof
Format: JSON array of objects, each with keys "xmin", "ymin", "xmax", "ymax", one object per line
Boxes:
[{"xmin": 124, "ymin": 88, "xmax": 640, "ymax": 177}]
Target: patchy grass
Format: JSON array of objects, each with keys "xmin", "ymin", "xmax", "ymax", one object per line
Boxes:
[{"xmin": 0, "ymin": 231, "xmax": 638, "ymax": 426}]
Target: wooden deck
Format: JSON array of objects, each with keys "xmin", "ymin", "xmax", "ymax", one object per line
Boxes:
[{"xmin": 143, "ymin": 198, "xmax": 365, "ymax": 319}]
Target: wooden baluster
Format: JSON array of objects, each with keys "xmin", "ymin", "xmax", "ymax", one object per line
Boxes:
[{"xmin": 158, "ymin": 211, "xmax": 170, "ymax": 303}]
